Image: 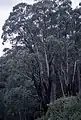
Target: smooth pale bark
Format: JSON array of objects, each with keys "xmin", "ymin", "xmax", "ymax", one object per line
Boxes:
[
  {"xmin": 61, "ymin": 64, "xmax": 67, "ymax": 86},
  {"xmin": 44, "ymin": 47, "xmax": 49, "ymax": 77},
  {"xmin": 42, "ymin": 8, "xmax": 49, "ymax": 78},
  {"xmin": 72, "ymin": 61, "xmax": 77, "ymax": 83},
  {"xmin": 35, "ymin": 44, "xmax": 43, "ymax": 77},
  {"xmin": 19, "ymin": 111, "xmax": 22, "ymax": 120},
  {"xmin": 58, "ymin": 69, "xmax": 65, "ymax": 98},
  {"xmin": 65, "ymin": 39, "xmax": 69, "ymax": 86}
]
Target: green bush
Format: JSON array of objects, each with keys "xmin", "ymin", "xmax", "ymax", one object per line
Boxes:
[{"xmin": 37, "ymin": 96, "xmax": 81, "ymax": 120}]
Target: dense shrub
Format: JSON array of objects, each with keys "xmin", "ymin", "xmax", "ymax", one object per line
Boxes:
[{"xmin": 37, "ymin": 96, "xmax": 81, "ymax": 120}]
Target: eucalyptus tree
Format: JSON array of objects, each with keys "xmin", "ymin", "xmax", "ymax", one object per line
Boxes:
[
  {"xmin": 1, "ymin": 0, "xmax": 60, "ymax": 109},
  {"xmin": 2, "ymin": 0, "xmax": 81, "ymax": 113},
  {"xmin": 71, "ymin": 4, "xmax": 81, "ymax": 96}
]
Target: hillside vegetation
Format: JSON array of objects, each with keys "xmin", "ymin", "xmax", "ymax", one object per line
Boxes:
[
  {"xmin": 1, "ymin": 0, "xmax": 81, "ymax": 119},
  {"xmin": 37, "ymin": 96, "xmax": 81, "ymax": 120}
]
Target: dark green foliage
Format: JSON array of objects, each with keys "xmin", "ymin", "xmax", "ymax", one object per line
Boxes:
[
  {"xmin": 1, "ymin": 0, "xmax": 81, "ymax": 119},
  {"xmin": 0, "ymin": 91, "xmax": 5, "ymax": 119},
  {"xmin": 0, "ymin": 47, "xmax": 41, "ymax": 120},
  {"xmin": 37, "ymin": 96, "xmax": 81, "ymax": 120}
]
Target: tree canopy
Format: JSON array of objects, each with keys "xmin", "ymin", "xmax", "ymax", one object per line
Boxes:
[{"xmin": 1, "ymin": 0, "xmax": 81, "ymax": 120}]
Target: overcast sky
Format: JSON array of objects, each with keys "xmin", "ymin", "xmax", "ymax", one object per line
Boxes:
[{"xmin": 0, "ymin": 0, "xmax": 81, "ymax": 56}]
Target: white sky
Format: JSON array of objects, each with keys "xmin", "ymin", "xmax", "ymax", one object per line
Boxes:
[{"xmin": 0, "ymin": 0, "xmax": 81, "ymax": 56}]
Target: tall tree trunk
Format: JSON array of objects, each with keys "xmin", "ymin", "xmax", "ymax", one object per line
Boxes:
[
  {"xmin": 50, "ymin": 81, "xmax": 56, "ymax": 103},
  {"xmin": 49, "ymin": 61, "xmax": 56, "ymax": 103},
  {"xmin": 65, "ymin": 39, "xmax": 69, "ymax": 86},
  {"xmin": 19, "ymin": 111, "xmax": 22, "ymax": 120},
  {"xmin": 44, "ymin": 48, "xmax": 49, "ymax": 77},
  {"xmin": 58, "ymin": 68, "xmax": 65, "ymax": 98},
  {"xmin": 72, "ymin": 61, "xmax": 77, "ymax": 83},
  {"xmin": 77, "ymin": 65, "xmax": 81, "ymax": 96},
  {"xmin": 24, "ymin": 109, "xmax": 27, "ymax": 120}
]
